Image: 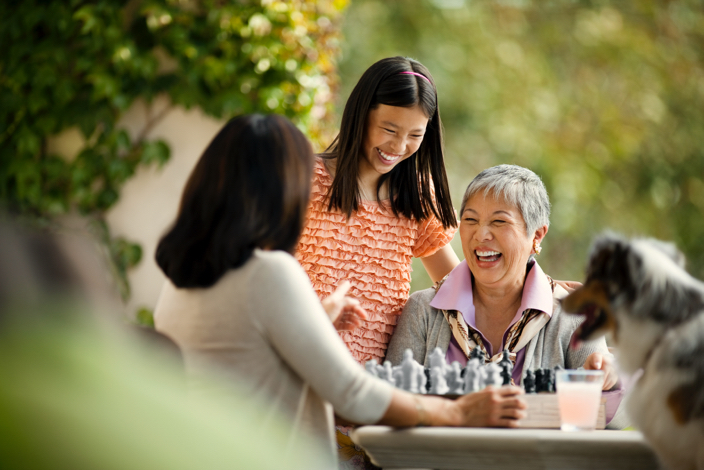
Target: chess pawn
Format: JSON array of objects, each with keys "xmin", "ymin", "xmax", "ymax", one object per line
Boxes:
[
  {"xmin": 500, "ymin": 362, "xmax": 512, "ymax": 386},
  {"xmin": 524, "ymin": 370, "xmax": 536, "ymax": 393},
  {"xmin": 393, "ymin": 365, "xmax": 403, "ymax": 388},
  {"xmin": 365, "ymin": 359, "xmax": 379, "ymax": 377},
  {"xmin": 380, "ymin": 360, "xmax": 396, "ymax": 386},
  {"xmin": 401, "ymin": 349, "xmax": 419, "ymax": 393},
  {"xmin": 463, "ymin": 361, "xmax": 480, "ymax": 393},
  {"xmin": 429, "ymin": 366, "xmax": 449, "ymax": 395},
  {"xmin": 429, "ymin": 347, "xmax": 447, "ymax": 371},
  {"xmin": 448, "ymin": 361, "xmax": 465, "ymax": 395},
  {"xmin": 484, "ymin": 362, "xmax": 501, "ymax": 387}
]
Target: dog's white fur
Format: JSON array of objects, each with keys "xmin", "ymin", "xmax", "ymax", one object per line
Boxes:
[{"xmin": 566, "ymin": 234, "xmax": 704, "ymax": 470}]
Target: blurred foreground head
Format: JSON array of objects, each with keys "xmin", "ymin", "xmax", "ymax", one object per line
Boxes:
[
  {"xmin": 156, "ymin": 113, "xmax": 314, "ymax": 288},
  {"xmin": 0, "ymin": 217, "xmax": 327, "ymax": 470}
]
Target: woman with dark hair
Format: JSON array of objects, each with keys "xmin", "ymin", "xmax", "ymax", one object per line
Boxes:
[{"xmin": 154, "ymin": 114, "xmax": 526, "ymax": 470}]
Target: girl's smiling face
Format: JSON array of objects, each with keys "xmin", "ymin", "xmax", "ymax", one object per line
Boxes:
[
  {"xmin": 360, "ymin": 104, "xmax": 428, "ymax": 182},
  {"xmin": 460, "ymin": 191, "xmax": 546, "ymax": 290}
]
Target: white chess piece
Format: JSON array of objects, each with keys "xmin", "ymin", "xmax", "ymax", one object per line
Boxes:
[
  {"xmin": 416, "ymin": 361, "xmax": 427, "ymax": 394},
  {"xmin": 448, "ymin": 361, "xmax": 465, "ymax": 394},
  {"xmin": 484, "ymin": 362, "xmax": 501, "ymax": 387},
  {"xmin": 400, "ymin": 349, "xmax": 419, "ymax": 393},
  {"xmin": 379, "ymin": 360, "xmax": 396, "ymax": 386},
  {"xmin": 429, "ymin": 366, "xmax": 449, "ymax": 395},
  {"xmin": 429, "ymin": 347, "xmax": 446, "ymax": 371},
  {"xmin": 463, "ymin": 360, "xmax": 479, "ymax": 393}
]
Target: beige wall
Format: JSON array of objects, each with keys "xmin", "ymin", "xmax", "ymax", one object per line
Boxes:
[{"xmin": 106, "ymin": 96, "xmax": 225, "ymax": 315}]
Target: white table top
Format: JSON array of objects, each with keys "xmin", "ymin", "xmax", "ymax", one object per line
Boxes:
[{"xmin": 350, "ymin": 426, "xmax": 661, "ymax": 470}]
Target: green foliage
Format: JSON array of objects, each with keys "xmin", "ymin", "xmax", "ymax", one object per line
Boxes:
[
  {"xmin": 1, "ymin": 0, "xmax": 347, "ymax": 302},
  {"xmin": 340, "ymin": 0, "xmax": 704, "ymax": 286},
  {"xmin": 135, "ymin": 307, "xmax": 155, "ymax": 328}
]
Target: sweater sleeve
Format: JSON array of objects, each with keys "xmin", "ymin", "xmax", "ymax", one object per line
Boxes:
[
  {"xmin": 247, "ymin": 251, "xmax": 394, "ymax": 424},
  {"xmin": 385, "ymin": 290, "xmax": 433, "ymax": 366}
]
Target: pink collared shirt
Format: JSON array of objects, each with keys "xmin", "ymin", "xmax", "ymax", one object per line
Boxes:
[{"xmin": 430, "ymin": 260, "xmax": 554, "ymax": 385}]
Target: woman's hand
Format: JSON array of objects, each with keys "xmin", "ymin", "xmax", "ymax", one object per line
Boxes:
[
  {"xmin": 453, "ymin": 385, "xmax": 527, "ymax": 427},
  {"xmin": 583, "ymin": 352, "xmax": 620, "ymax": 390},
  {"xmin": 321, "ymin": 281, "xmax": 367, "ymax": 331}
]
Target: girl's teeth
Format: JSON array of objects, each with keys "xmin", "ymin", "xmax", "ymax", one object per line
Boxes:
[{"xmin": 378, "ymin": 149, "xmax": 399, "ymax": 162}]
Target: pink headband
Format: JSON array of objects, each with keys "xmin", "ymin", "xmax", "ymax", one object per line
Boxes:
[{"xmin": 400, "ymin": 71, "xmax": 431, "ymax": 84}]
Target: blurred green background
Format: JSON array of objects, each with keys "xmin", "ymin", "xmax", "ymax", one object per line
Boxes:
[
  {"xmin": 2, "ymin": 0, "xmax": 703, "ymax": 300},
  {"xmin": 335, "ymin": 0, "xmax": 704, "ymax": 290}
]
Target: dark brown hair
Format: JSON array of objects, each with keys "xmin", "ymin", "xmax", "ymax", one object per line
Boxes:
[
  {"xmin": 321, "ymin": 56, "xmax": 456, "ymax": 229},
  {"xmin": 156, "ymin": 114, "xmax": 314, "ymax": 288}
]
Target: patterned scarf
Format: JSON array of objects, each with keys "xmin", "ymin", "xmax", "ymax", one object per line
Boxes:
[{"xmin": 435, "ymin": 275, "xmax": 556, "ymax": 366}]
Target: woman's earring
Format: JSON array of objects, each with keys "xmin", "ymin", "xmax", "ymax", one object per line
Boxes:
[{"xmin": 533, "ymin": 239, "xmax": 542, "ymax": 255}]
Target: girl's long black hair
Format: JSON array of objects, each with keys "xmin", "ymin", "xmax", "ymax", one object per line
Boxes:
[{"xmin": 320, "ymin": 56, "xmax": 456, "ymax": 229}]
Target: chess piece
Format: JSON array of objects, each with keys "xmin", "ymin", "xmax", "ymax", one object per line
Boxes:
[
  {"xmin": 545, "ymin": 368, "xmax": 555, "ymax": 393},
  {"xmin": 429, "ymin": 366, "xmax": 449, "ymax": 395},
  {"xmin": 474, "ymin": 348, "xmax": 486, "ymax": 364},
  {"xmin": 535, "ymin": 368, "xmax": 546, "ymax": 393},
  {"xmin": 524, "ymin": 369, "xmax": 536, "ymax": 393},
  {"xmin": 499, "ymin": 350, "xmax": 513, "ymax": 376},
  {"xmin": 448, "ymin": 361, "xmax": 465, "ymax": 394},
  {"xmin": 552, "ymin": 365, "xmax": 562, "ymax": 393},
  {"xmin": 463, "ymin": 360, "xmax": 480, "ymax": 393},
  {"xmin": 365, "ymin": 359, "xmax": 379, "ymax": 377},
  {"xmin": 429, "ymin": 347, "xmax": 446, "ymax": 371},
  {"xmin": 500, "ymin": 362, "xmax": 512, "ymax": 386},
  {"xmin": 379, "ymin": 360, "xmax": 396, "ymax": 386},
  {"xmin": 417, "ymin": 361, "xmax": 428, "ymax": 394},
  {"xmin": 476, "ymin": 363, "xmax": 487, "ymax": 390},
  {"xmin": 484, "ymin": 362, "xmax": 501, "ymax": 387},
  {"xmin": 400, "ymin": 349, "xmax": 420, "ymax": 393}
]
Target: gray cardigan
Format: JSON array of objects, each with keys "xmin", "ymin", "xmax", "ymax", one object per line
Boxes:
[{"xmin": 385, "ymin": 285, "xmax": 630, "ymax": 429}]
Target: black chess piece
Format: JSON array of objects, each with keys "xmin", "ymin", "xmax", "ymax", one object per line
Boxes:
[
  {"xmin": 500, "ymin": 363, "xmax": 511, "ymax": 386},
  {"xmin": 499, "ymin": 350, "xmax": 513, "ymax": 375},
  {"xmin": 524, "ymin": 370, "xmax": 536, "ymax": 393},
  {"xmin": 534, "ymin": 368, "xmax": 546, "ymax": 392},
  {"xmin": 470, "ymin": 346, "xmax": 482, "ymax": 360},
  {"xmin": 544, "ymin": 369, "xmax": 555, "ymax": 393},
  {"xmin": 552, "ymin": 365, "xmax": 563, "ymax": 392}
]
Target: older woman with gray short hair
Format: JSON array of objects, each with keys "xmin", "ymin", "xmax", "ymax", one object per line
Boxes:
[{"xmin": 386, "ymin": 164, "xmax": 627, "ymax": 428}]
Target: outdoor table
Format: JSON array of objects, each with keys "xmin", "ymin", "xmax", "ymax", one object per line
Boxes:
[{"xmin": 350, "ymin": 425, "xmax": 660, "ymax": 470}]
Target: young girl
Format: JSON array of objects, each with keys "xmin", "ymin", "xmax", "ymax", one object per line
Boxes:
[{"xmin": 297, "ymin": 56, "xmax": 460, "ymax": 365}]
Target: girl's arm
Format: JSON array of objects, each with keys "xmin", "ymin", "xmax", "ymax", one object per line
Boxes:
[{"xmin": 420, "ymin": 245, "xmax": 460, "ymax": 283}]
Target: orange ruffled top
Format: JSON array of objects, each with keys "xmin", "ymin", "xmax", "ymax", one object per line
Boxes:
[{"xmin": 296, "ymin": 160, "xmax": 457, "ymax": 363}]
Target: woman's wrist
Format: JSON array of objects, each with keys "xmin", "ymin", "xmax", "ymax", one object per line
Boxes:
[{"xmin": 413, "ymin": 395, "xmax": 429, "ymax": 426}]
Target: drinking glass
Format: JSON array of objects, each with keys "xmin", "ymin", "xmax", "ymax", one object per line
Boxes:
[{"xmin": 556, "ymin": 369, "xmax": 604, "ymax": 431}]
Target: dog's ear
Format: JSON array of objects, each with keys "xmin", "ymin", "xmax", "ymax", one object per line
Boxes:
[{"xmin": 643, "ymin": 238, "xmax": 686, "ymax": 269}]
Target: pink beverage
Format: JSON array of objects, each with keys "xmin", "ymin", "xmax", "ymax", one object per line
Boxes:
[{"xmin": 557, "ymin": 381, "xmax": 602, "ymax": 431}]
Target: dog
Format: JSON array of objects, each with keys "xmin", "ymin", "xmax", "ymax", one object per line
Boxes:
[{"xmin": 562, "ymin": 232, "xmax": 704, "ymax": 470}]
